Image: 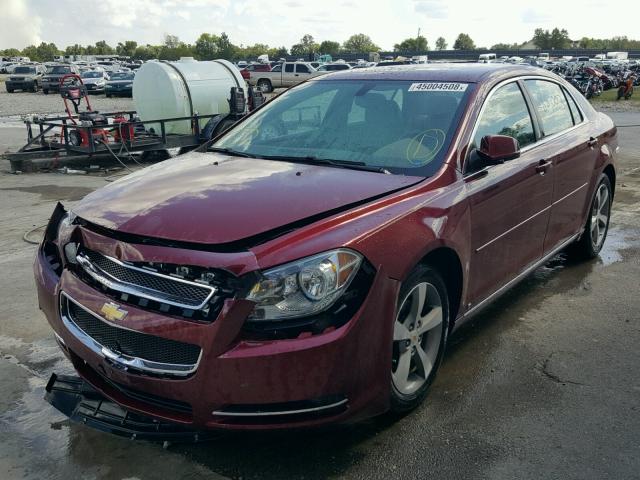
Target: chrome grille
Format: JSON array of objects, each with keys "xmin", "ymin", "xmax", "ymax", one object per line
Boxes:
[
  {"xmin": 60, "ymin": 293, "xmax": 201, "ymax": 376},
  {"xmin": 77, "ymin": 249, "xmax": 215, "ymax": 310}
]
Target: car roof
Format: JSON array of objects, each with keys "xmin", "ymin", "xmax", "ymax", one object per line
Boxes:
[{"xmin": 314, "ymin": 63, "xmax": 550, "ymax": 84}]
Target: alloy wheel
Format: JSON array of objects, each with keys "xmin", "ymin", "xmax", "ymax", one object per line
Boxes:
[
  {"xmin": 392, "ymin": 282, "xmax": 444, "ymax": 396},
  {"xmin": 590, "ymin": 183, "xmax": 610, "ymax": 249}
]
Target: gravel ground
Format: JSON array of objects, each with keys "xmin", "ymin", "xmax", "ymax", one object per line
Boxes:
[{"xmin": 0, "ymin": 74, "xmax": 134, "ymax": 118}]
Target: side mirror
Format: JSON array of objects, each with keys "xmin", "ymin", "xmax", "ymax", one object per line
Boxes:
[{"xmin": 478, "ymin": 135, "xmax": 521, "ymax": 164}]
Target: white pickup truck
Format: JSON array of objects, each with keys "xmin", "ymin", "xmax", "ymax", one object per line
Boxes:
[{"xmin": 247, "ymin": 62, "xmax": 326, "ymax": 92}]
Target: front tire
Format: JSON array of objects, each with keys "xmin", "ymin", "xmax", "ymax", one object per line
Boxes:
[
  {"xmin": 390, "ymin": 265, "xmax": 449, "ymax": 413},
  {"xmin": 568, "ymin": 174, "xmax": 612, "ymax": 260},
  {"xmin": 43, "ymin": 89, "xmax": 49, "ymax": 94}
]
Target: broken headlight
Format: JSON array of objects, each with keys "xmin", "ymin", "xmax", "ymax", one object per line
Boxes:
[{"xmin": 246, "ymin": 249, "xmax": 362, "ymax": 321}]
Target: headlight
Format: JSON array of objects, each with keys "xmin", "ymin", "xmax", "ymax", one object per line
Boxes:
[
  {"xmin": 246, "ymin": 249, "xmax": 362, "ymax": 321},
  {"xmin": 57, "ymin": 212, "xmax": 78, "ymax": 264}
]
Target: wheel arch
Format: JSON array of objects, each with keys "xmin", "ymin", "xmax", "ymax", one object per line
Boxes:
[
  {"xmin": 603, "ymin": 163, "xmax": 616, "ymax": 198},
  {"xmin": 415, "ymin": 246, "xmax": 464, "ymax": 327}
]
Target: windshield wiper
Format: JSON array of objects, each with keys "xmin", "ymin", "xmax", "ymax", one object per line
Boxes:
[
  {"xmin": 257, "ymin": 155, "xmax": 391, "ymax": 174},
  {"xmin": 208, "ymin": 147, "xmax": 258, "ymax": 158}
]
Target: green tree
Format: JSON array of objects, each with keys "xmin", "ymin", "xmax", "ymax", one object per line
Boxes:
[
  {"xmin": 290, "ymin": 34, "xmax": 319, "ymax": 58},
  {"xmin": 1, "ymin": 48, "xmax": 21, "ymax": 57},
  {"xmin": 435, "ymin": 37, "xmax": 447, "ymax": 50},
  {"xmin": 241, "ymin": 43, "xmax": 271, "ymax": 59},
  {"xmin": 116, "ymin": 41, "xmax": 138, "ymax": 58},
  {"xmin": 21, "ymin": 45, "xmax": 39, "ymax": 61},
  {"xmin": 319, "ymin": 40, "xmax": 341, "ymax": 57},
  {"xmin": 94, "ymin": 40, "xmax": 114, "ymax": 55},
  {"xmin": 270, "ymin": 46, "xmax": 288, "ymax": 59},
  {"xmin": 216, "ymin": 32, "xmax": 236, "ymax": 60},
  {"xmin": 194, "ymin": 33, "xmax": 220, "ymax": 60},
  {"xmin": 164, "ymin": 35, "xmax": 180, "ymax": 49},
  {"xmin": 133, "ymin": 44, "xmax": 161, "ymax": 60},
  {"xmin": 394, "ymin": 36, "xmax": 429, "ymax": 52},
  {"xmin": 453, "ymin": 33, "xmax": 475, "ymax": 50},
  {"xmin": 491, "ymin": 42, "xmax": 520, "ymax": 49},
  {"xmin": 65, "ymin": 44, "xmax": 85, "ymax": 56},
  {"xmin": 343, "ymin": 33, "xmax": 379, "ymax": 53},
  {"xmin": 533, "ymin": 28, "xmax": 569, "ymax": 49}
]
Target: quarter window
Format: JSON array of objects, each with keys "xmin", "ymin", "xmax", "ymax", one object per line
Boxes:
[
  {"xmin": 563, "ymin": 88, "xmax": 583, "ymax": 125},
  {"xmin": 524, "ymin": 79, "xmax": 574, "ymax": 136},
  {"xmin": 472, "ymin": 82, "xmax": 536, "ymax": 151}
]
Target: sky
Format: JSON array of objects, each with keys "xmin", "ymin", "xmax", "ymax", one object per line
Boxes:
[{"xmin": 1, "ymin": 0, "xmax": 636, "ymax": 52}]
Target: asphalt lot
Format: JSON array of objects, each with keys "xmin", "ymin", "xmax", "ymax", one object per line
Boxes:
[{"xmin": 0, "ymin": 107, "xmax": 638, "ymax": 480}]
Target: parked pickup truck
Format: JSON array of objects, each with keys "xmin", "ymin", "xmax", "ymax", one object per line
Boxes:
[{"xmin": 247, "ymin": 62, "xmax": 325, "ymax": 92}]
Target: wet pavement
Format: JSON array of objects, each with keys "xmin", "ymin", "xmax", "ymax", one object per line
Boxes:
[{"xmin": 0, "ymin": 111, "xmax": 639, "ymax": 480}]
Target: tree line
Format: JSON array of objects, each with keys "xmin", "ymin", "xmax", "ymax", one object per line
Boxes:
[{"xmin": 2, "ymin": 29, "xmax": 639, "ymax": 63}]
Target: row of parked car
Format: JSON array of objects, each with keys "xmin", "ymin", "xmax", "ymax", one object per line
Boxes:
[
  {"xmin": 4, "ymin": 62, "xmax": 135, "ymax": 97},
  {"xmin": 240, "ymin": 58, "xmax": 426, "ymax": 92}
]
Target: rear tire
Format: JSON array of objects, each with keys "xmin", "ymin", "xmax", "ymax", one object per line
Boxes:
[
  {"xmin": 43, "ymin": 89, "xmax": 48, "ymax": 94},
  {"xmin": 6, "ymin": 88, "xmax": 14, "ymax": 93},
  {"xmin": 257, "ymin": 79, "xmax": 273, "ymax": 93},
  {"xmin": 390, "ymin": 265, "xmax": 449, "ymax": 413},
  {"xmin": 567, "ymin": 174, "xmax": 612, "ymax": 260}
]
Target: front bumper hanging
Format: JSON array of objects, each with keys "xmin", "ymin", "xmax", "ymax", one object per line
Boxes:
[{"xmin": 45, "ymin": 373, "xmax": 216, "ymax": 443}]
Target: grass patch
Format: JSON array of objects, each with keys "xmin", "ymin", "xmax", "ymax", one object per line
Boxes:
[{"xmin": 590, "ymin": 88, "xmax": 640, "ymax": 104}]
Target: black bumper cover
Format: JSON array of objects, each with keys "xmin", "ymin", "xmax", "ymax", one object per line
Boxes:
[{"xmin": 45, "ymin": 373, "xmax": 216, "ymax": 443}]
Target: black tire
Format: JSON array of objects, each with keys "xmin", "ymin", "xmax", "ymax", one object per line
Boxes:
[
  {"xmin": 257, "ymin": 79, "xmax": 273, "ymax": 93},
  {"xmin": 390, "ymin": 265, "xmax": 450, "ymax": 413},
  {"xmin": 106, "ymin": 94, "xmax": 112, "ymax": 98},
  {"xmin": 43, "ymin": 89, "xmax": 48, "ymax": 94},
  {"xmin": 6, "ymin": 88, "xmax": 14, "ymax": 93},
  {"xmin": 567, "ymin": 174, "xmax": 612, "ymax": 260}
]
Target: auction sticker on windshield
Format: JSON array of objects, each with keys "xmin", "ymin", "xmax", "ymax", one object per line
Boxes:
[{"xmin": 408, "ymin": 82, "xmax": 469, "ymax": 92}]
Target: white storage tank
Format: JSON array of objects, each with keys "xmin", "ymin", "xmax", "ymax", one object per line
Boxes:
[{"xmin": 133, "ymin": 57, "xmax": 245, "ymax": 135}]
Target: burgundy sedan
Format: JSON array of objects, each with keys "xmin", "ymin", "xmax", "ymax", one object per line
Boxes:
[{"xmin": 36, "ymin": 64, "xmax": 616, "ymax": 435}]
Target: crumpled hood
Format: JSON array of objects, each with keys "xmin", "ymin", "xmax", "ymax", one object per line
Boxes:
[{"xmin": 73, "ymin": 152, "xmax": 420, "ymax": 245}]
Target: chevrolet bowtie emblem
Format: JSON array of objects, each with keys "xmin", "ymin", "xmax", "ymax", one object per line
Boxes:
[{"xmin": 100, "ymin": 302, "xmax": 128, "ymax": 322}]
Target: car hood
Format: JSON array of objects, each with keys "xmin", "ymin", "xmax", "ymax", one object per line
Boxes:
[{"xmin": 73, "ymin": 152, "xmax": 421, "ymax": 245}]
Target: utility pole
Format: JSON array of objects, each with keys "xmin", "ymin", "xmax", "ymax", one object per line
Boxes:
[{"xmin": 417, "ymin": 28, "xmax": 421, "ymax": 39}]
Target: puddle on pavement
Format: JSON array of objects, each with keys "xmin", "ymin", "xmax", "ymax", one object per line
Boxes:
[
  {"xmin": 597, "ymin": 226, "xmax": 640, "ymax": 265},
  {"xmin": 0, "ymin": 185, "xmax": 94, "ymax": 201}
]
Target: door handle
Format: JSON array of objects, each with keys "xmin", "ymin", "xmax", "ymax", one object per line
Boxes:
[
  {"xmin": 535, "ymin": 159, "xmax": 552, "ymax": 175},
  {"xmin": 587, "ymin": 137, "xmax": 598, "ymax": 147}
]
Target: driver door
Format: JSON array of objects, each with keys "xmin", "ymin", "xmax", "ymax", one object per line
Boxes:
[{"xmin": 464, "ymin": 80, "xmax": 554, "ymax": 306}]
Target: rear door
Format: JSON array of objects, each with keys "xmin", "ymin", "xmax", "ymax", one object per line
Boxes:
[
  {"xmin": 522, "ymin": 79, "xmax": 598, "ymax": 253},
  {"xmin": 464, "ymin": 80, "xmax": 553, "ymax": 306},
  {"xmin": 295, "ymin": 63, "xmax": 312, "ymax": 82}
]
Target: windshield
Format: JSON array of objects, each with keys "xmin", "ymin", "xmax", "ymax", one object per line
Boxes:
[
  {"xmin": 14, "ymin": 67, "xmax": 35, "ymax": 74},
  {"xmin": 110, "ymin": 72, "xmax": 134, "ymax": 80},
  {"xmin": 214, "ymin": 80, "xmax": 472, "ymax": 176},
  {"xmin": 50, "ymin": 66, "xmax": 71, "ymax": 74},
  {"xmin": 82, "ymin": 71, "xmax": 103, "ymax": 78}
]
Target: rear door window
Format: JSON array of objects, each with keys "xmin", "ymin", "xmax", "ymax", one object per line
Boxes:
[
  {"xmin": 472, "ymin": 82, "xmax": 536, "ymax": 151},
  {"xmin": 524, "ymin": 79, "xmax": 574, "ymax": 136},
  {"xmin": 284, "ymin": 64, "xmax": 294, "ymax": 73}
]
